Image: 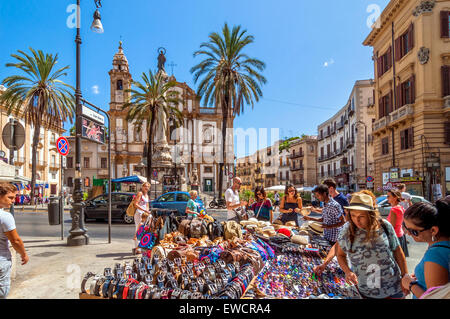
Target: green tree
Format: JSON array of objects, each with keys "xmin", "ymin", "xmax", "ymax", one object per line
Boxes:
[
  {"xmin": 0, "ymin": 48, "xmax": 75, "ymax": 201},
  {"xmin": 122, "ymin": 70, "xmax": 182, "ymax": 178},
  {"xmin": 191, "ymin": 23, "xmax": 266, "ymax": 198}
]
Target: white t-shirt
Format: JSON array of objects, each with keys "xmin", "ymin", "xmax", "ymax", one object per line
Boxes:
[
  {"xmin": 0, "ymin": 208, "xmax": 16, "ymax": 261},
  {"xmin": 400, "ymin": 192, "xmax": 412, "ymax": 210},
  {"xmin": 225, "ymin": 188, "xmax": 241, "ymax": 220}
]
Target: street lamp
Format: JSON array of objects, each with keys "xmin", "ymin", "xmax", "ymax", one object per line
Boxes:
[
  {"xmin": 356, "ymin": 120, "xmax": 368, "ymax": 189},
  {"xmin": 67, "ymin": 0, "xmax": 104, "ymax": 247}
]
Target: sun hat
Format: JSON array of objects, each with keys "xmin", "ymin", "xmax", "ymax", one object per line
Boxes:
[
  {"xmin": 277, "ymin": 227, "xmax": 292, "ymax": 238},
  {"xmin": 343, "ymin": 192, "xmax": 376, "ymax": 211},
  {"xmin": 308, "ymin": 222, "xmax": 323, "ymax": 234}
]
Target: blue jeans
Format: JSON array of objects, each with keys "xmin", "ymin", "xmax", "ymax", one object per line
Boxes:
[{"xmin": 0, "ymin": 260, "xmax": 12, "ymax": 299}]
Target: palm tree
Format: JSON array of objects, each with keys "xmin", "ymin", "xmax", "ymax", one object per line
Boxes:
[
  {"xmin": 122, "ymin": 70, "xmax": 183, "ymax": 179},
  {"xmin": 0, "ymin": 48, "xmax": 75, "ymax": 201},
  {"xmin": 191, "ymin": 23, "xmax": 267, "ymax": 198}
]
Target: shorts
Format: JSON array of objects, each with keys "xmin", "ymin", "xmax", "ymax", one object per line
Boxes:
[{"xmin": 0, "ymin": 260, "xmax": 12, "ymax": 299}]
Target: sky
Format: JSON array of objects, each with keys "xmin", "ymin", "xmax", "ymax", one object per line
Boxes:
[{"xmin": 0, "ymin": 0, "xmax": 390, "ymax": 158}]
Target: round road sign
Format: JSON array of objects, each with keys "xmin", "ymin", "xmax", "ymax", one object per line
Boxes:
[{"xmin": 56, "ymin": 137, "xmax": 70, "ymax": 156}]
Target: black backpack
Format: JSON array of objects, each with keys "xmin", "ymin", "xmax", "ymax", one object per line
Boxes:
[{"xmin": 208, "ymin": 221, "xmax": 224, "ymax": 240}]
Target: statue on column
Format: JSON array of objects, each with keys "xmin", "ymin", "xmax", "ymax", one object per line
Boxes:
[{"xmin": 157, "ymin": 48, "xmax": 167, "ymax": 74}]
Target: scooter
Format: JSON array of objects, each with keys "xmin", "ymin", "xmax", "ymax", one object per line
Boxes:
[{"xmin": 208, "ymin": 196, "xmax": 226, "ymax": 209}]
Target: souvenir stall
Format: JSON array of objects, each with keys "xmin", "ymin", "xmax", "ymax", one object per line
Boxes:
[{"xmin": 79, "ymin": 207, "xmax": 360, "ymax": 299}]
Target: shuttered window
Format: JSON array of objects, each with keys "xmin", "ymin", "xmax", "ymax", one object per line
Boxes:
[
  {"xmin": 400, "ymin": 128, "xmax": 414, "ymax": 150},
  {"xmin": 441, "ymin": 11, "xmax": 450, "ymax": 38},
  {"xmin": 445, "ymin": 122, "xmax": 450, "ymax": 145},
  {"xmin": 382, "ymin": 137, "xmax": 389, "ymax": 155},
  {"xmin": 397, "ymin": 75, "xmax": 416, "ymax": 107},
  {"xmin": 395, "ymin": 23, "xmax": 414, "ymax": 61},
  {"xmin": 443, "ymin": 66, "xmax": 450, "ymax": 97},
  {"xmin": 377, "ymin": 47, "xmax": 392, "ymax": 77}
]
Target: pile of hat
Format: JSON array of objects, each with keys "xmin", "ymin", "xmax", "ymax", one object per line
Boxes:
[{"xmin": 240, "ymin": 219, "xmax": 309, "ymax": 246}]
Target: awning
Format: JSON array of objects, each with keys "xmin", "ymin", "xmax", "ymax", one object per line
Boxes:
[{"xmin": 111, "ymin": 175, "xmax": 159, "ymax": 184}]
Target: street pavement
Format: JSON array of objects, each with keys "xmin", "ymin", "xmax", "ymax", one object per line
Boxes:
[{"xmin": 7, "ymin": 208, "xmax": 427, "ymax": 299}]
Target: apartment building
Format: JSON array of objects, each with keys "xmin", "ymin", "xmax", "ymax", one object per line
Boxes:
[
  {"xmin": 317, "ymin": 80, "xmax": 376, "ymax": 191},
  {"xmin": 363, "ymin": 0, "xmax": 450, "ymax": 199},
  {"xmin": 289, "ymin": 136, "xmax": 318, "ymax": 188}
]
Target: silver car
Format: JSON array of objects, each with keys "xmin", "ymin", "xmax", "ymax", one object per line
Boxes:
[{"xmin": 376, "ymin": 195, "xmax": 431, "ymax": 216}]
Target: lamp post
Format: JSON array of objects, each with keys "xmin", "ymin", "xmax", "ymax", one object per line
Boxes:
[
  {"xmin": 356, "ymin": 120, "xmax": 368, "ymax": 189},
  {"xmin": 67, "ymin": 0, "xmax": 104, "ymax": 246}
]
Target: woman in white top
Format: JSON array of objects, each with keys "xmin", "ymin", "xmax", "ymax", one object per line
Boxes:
[{"xmin": 133, "ymin": 182, "xmax": 151, "ymax": 254}]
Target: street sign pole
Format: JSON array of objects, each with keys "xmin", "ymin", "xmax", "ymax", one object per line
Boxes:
[{"xmin": 60, "ymin": 154, "xmax": 64, "ymax": 240}]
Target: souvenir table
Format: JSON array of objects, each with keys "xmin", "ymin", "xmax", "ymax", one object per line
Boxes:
[{"xmin": 79, "ymin": 216, "xmax": 359, "ymax": 299}]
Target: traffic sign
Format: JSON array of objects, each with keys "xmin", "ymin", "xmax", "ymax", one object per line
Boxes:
[
  {"xmin": 366, "ymin": 176, "xmax": 374, "ymax": 182},
  {"xmin": 56, "ymin": 137, "xmax": 69, "ymax": 156},
  {"xmin": 228, "ymin": 172, "xmax": 234, "ymax": 179},
  {"xmin": 153, "ymin": 170, "xmax": 158, "ymax": 178}
]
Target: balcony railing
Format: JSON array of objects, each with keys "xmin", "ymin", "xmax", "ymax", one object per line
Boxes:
[
  {"xmin": 49, "ymin": 163, "xmax": 60, "ymax": 170},
  {"xmin": 290, "ymin": 152, "xmax": 304, "ymax": 159},
  {"xmin": 337, "ymin": 121, "xmax": 344, "ymax": 130},
  {"xmin": 29, "ymin": 159, "xmax": 47, "ymax": 167},
  {"xmin": 389, "ymin": 104, "xmax": 414, "ymax": 124},
  {"xmin": 291, "ymin": 166, "xmax": 304, "ymax": 172},
  {"xmin": 13, "ymin": 156, "xmax": 26, "ymax": 166},
  {"xmin": 199, "ymin": 107, "xmax": 216, "ymax": 114},
  {"xmin": 345, "ymin": 137, "xmax": 355, "ymax": 149}
]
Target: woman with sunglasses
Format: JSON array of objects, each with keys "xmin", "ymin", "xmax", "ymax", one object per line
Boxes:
[
  {"xmin": 401, "ymin": 199, "xmax": 450, "ymax": 299},
  {"xmin": 386, "ymin": 190, "xmax": 409, "ymax": 257},
  {"xmin": 248, "ymin": 186, "xmax": 273, "ymax": 223},
  {"xmin": 277, "ymin": 184, "xmax": 302, "ymax": 226}
]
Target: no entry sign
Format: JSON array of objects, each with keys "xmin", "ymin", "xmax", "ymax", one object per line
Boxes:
[{"xmin": 56, "ymin": 137, "xmax": 69, "ymax": 156}]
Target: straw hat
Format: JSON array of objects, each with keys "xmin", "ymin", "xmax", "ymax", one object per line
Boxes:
[
  {"xmin": 285, "ymin": 221, "xmax": 297, "ymax": 227},
  {"xmin": 343, "ymin": 193, "xmax": 376, "ymax": 212},
  {"xmin": 308, "ymin": 222, "xmax": 324, "ymax": 234}
]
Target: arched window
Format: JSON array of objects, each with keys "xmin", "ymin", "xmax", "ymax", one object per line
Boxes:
[{"xmin": 117, "ymin": 80, "xmax": 123, "ymax": 90}]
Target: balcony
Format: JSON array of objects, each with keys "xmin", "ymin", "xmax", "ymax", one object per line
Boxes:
[
  {"xmin": 337, "ymin": 121, "xmax": 344, "ymax": 130},
  {"xmin": 318, "ymin": 134, "xmax": 324, "ymax": 141},
  {"xmin": 389, "ymin": 104, "xmax": 414, "ymax": 126},
  {"xmin": 255, "ymin": 178, "xmax": 264, "ymax": 184},
  {"xmin": 324, "ymin": 131, "xmax": 330, "ymax": 138},
  {"xmin": 265, "ymin": 173, "xmax": 276, "ymax": 178},
  {"xmin": 49, "ymin": 163, "xmax": 60, "ymax": 170},
  {"xmin": 348, "ymin": 105, "xmax": 355, "ymax": 116},
  {"xmin": 345, "ymin": 137, "xmax": 355, "ymax": 149},
  {"xmin": 290, "ymin": 152, "xmax": 304, "ymax": 159},
  {"xmin": 13, "ymin": 156, "xmax": 25, "ymax": 166},
  {"xmin": 373, "ymin": 116, "xmax": 391, "ymax": 133},
  {"xmin": 291, "ymin": 166, "xmax": 304, "ymax": 172},
  {"xmin": 29, "ymin": 160, "xmax": 47, "ymax": 167}
]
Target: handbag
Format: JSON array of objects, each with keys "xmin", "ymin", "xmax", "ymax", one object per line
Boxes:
[
  {"xmin": 233, "ymin": 206, "xmax": 248, "ymax": 221},
  {"xmin": 126, "ymin": 197, "xmax": 137, "ymax": 217},
  {"xmin": 136, "ymin": 219, "xmax": 156, "ymax": 250}
]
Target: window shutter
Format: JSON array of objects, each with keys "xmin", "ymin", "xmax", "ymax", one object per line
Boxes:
[
  {"xmin": 379, "ymin": 97, "xmax": 384, "ymax": 118},
  {"xmin": 408, "ymin": 127, "xmax": 414, "ymax": 148},
  {"xmin": 410, "ymin": 75, "xmax": 416, "ymax": 103},
  {"xmin": 396, "ymin": 85, "xmax": 402, "ymax": 109},
  {"xmin": 395, "ymin": 37, "xmax": 402, "ymax": 61},
  {"xmin": 445, "ymin": 122, "xmax": 450, "ymax": 145},
  {"xmin": 387, "ymin": 46, "xmax": 392, "ymax": 69},
  {"xmin": 377, "ymin": 56, "xmax": 382, "ymax": 77},
  {"xmin": 441, "ymin": 11, "xmax": 450, "ymax": 38},
  {"xmin": 442, "ymin": 66, "xmax": 450, "ymax": 97},
  {"xmin": 408, "ymin": 23, "xmax": 414, "ymax": 50},
  {"xmin": 389, "ymin": 90, "xmax": 394, "ymax": 114},
  {"xmin": 400, "ymin": 130, "xmax": 405, "ymax": 150}
]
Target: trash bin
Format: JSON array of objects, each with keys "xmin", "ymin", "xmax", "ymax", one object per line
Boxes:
[{"xmin": 48, "ymin": 196, "xmax": 61, "ymax": 225}]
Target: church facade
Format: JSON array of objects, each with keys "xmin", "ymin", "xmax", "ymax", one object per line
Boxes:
[{"xmin": 107, "ymin": 42, "xmax": 235, "ymax": 196}]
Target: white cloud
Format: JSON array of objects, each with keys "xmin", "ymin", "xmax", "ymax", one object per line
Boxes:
[
  {"xmin": 323, "ymin": 58, "xmax": 335, "ymax": 68},
  {"xmin": 92, "ymin": 85, "xmax": 100, "ymax": 94}
]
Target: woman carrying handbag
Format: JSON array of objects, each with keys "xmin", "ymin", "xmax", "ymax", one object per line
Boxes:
[
  {"xmin": 131, "ymin": 182, "xmax": 151, "ymax": 255},
  {"xmin": 248, "ymin": 186, "xmax": 273, "ymax": 223}
]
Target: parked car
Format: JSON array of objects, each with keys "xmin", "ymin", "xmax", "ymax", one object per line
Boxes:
[
  {"xmin": 376, "ymin": 195, "xmax": 431, "ymax": 216},
  {"xmin": 84, "ymin": 192, "xmax": 135, "ymax": 224},
  {"xmin": 151, "ymin": 191, "xmax": 205, "ymax": 216}
]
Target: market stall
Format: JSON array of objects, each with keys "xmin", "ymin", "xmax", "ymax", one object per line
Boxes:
[{"xmin": 79, "ymin": 208, "xmax": 360, "ymax": 300}]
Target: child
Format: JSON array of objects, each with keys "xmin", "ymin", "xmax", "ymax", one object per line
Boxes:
[{"xmin": 133, "ymin": 212, "xmax": 150, "ymax": 255}]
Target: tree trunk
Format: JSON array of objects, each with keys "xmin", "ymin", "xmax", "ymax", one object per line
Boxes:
[
  {"xmin": 30, "ymin": 122, "xmax": 41, "ymax": 203},
  {"xmin": 146, "ymin": 110, "xmax": 155, "ymax": 182},
  {"xmin": 218, "ymin": 97, "xmax": 229, "ymax": 199}
]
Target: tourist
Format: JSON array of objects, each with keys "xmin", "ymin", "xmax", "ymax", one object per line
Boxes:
[
  {"xmin": 401, "ymin": 200, "xmax": 450, "ymax": 299},
  {"xmin": 313, "ymin": 189, "xmax": 379, "ymax": 275},
  {"xmin": 185, "ymin": 190, "xmax": 200, "ymax": 219},
  {"xmin": 132, "ymin": 182, "xmax": 151, "ymax": 255},
  {"xmin": 323, "ymin": 179, "xmax": 349, "ymax": 210},
  {"xmin": 397, "ymin": 183, "xmax": 412, "ymax": 211},
  {"xmin": 304, "ymin": 184, "xmax": 344, "ymax": 245},
  {"xmin": 225, "ymin": 177, "xmax": 248, "ymax": 222},
  {"xmin": 248, "ymin": 186, "xmax": 273, "ymax": 223},
  {"xmin": 336, "ymin": 192, "xmax": 409, "ymax": 299},
  {"xmin": 277, "ymin": 184, "xmax": 303, "ymax": 226},
  {"xmin": 0, "ymin": 183, "xmax": 29, "ymax": 299},
  {"xmin": 386, "ymin": 189, "xmax": 409, "ymax": 257},
  {"xmin": 273, "ymin": 191, "xmax": 280, "ymax": 212}
]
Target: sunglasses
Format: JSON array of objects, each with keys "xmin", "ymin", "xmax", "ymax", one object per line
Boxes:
[
  {"xmin": 402, "ymin": 221, "xmax": 429, "ymax": 237},
  {"xmin": 256, "ymin": 193, "xmax": 262, "ymax": 196},
  {"xmin": 288, "ymin": 190, "xmax": 295, "ymax": 193}
]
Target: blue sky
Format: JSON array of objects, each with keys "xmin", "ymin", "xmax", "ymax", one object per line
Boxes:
[{"xmin": 0, "ymin": 0, "xmax": 390, "ymax": 158}]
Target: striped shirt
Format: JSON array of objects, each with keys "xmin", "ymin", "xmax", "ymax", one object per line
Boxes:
[{"xmin": 322, "ymin": 198, "xmax": 344, "ymax": 243}]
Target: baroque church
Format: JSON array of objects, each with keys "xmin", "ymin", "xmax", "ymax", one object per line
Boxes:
[{"xmin": 107, "ymin": 42, "xmax": 235, "ymax": 195}]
